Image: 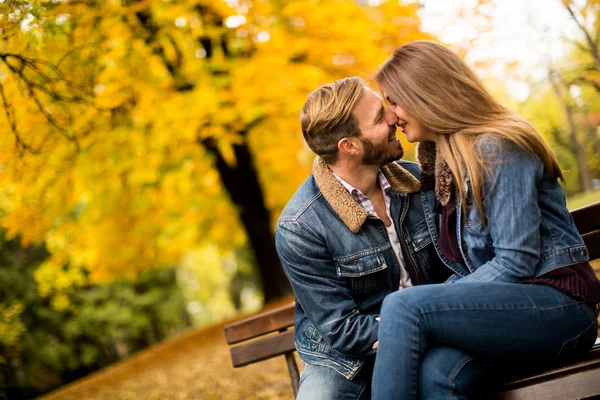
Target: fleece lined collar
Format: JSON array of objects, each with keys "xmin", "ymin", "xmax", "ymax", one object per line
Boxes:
[
  {"xmin": 415, "ymin": 141, "xmax": 453, "ymax": 206},
  {"xmin": 312, "ymin": 157, "xmax": 421, "ymax": 233}
]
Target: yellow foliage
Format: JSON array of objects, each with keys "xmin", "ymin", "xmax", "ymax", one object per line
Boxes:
[
  {"xmin": 0, "ymin": 303, "xmax": 25, "ymax": 349},
  {"xmin": 0, "ymin": 0, "xmax": 434, "ymax": 306}
]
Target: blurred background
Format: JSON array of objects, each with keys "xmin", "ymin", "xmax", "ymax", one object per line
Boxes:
[{"xmin": 0, "ymin": 0, "xmax": 599, "ymax": 398}]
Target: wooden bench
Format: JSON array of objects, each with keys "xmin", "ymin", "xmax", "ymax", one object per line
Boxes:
[
  {"xmin": 224, "ymin": 201, "xmax": 600, "ymax": 399},
  {"xmin": 223, "ymin": 303, "xmax": 299, "ymax": 396}
]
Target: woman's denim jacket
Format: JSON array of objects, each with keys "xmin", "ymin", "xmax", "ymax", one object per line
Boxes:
[
  {"xmin": 275, "ymin": 157, "xmax": 450, "ymax": 380},
  {"xmin": 416, "ymin": 136, "xmax": 590, "ymax": 284}
]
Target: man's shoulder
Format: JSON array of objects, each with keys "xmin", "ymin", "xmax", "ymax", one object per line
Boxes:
[{"xmin": 278, "ymin": 175, "xmax": 323, "ymax": 223}]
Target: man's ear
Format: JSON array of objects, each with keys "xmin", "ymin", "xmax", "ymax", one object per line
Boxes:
[{"xmin": 338, "ymin": 137, "xmax": 360, "ymax": 156}]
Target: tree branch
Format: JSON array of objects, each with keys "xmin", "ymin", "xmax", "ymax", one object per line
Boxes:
[
  {"xmin": 564, "ymin": 3, "xmax": 600, "ymax": 71},
  {"xmin": 0, "ymin": 82, "xmax": 40, "ymax": 155}
]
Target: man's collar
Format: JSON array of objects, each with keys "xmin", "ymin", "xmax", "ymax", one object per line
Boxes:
[
  {"xmin": 312, "ymin": 157, "xmax": 420, "ymax": 233},
  {"xmin": 332, "ymin": 170, "xmax": 391, "ymax": 197}
]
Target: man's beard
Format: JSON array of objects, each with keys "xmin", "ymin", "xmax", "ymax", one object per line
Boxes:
[{"xmin": 360, "ymin": 135, "xmax": 404, "ymax": 166}]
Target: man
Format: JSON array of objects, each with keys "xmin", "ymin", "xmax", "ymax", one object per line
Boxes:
[{"xmin": 275, "ymin": 77, "xmax": 450, "ymax": 399}]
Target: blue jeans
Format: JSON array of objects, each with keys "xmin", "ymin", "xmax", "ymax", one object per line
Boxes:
[
  {"xmin": 419, "ymin": 346, "xmax": 501, "ymax": 399},
  {"xmin": 297, "ymin": 350, "xmax": 495, "ymax": 400},
  {"xmin": 297, "ymin": 358, "xmax": 374, "ymax": 400},
  {"xmin": 372, "ymin": 283, "xmax": 598, "ymax": 400}
]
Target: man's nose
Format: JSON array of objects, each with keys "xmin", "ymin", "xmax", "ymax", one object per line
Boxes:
[{"xmin": 385, "ymin": 108, "xmax": 399, "ymax": 124}]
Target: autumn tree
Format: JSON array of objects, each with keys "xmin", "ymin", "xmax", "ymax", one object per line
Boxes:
[
  {"xmin": 520, "ymin": 0, "xmax": 600, "ymax": 192},
  {"xmin": 0, "ymin": 1, "xmax": 434, "ymax": 304}
]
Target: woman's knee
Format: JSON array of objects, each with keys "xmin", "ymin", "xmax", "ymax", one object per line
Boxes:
[{"xmin": 381, "ymin": 286, "xmax": 430, "ymax": 317}]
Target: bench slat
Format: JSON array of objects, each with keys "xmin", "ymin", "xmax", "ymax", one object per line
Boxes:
[
  {"xmin": 224, "ymin": 303, "xmax": 295, "ymax": 345},
  {"xmin": 490, "ymin": 367, "xmax": 600, "ymax": 400},
  {"xmin": 572, "ymin": 201, "xmax": 600, "ymax": 235},
  {"xmin": 230, "ymin": 329, "xmax": 296, "ymax": 367},
  {"xmin": 583, "ymin": 230, "xmax": 600, "ymax": 260},
  {"xmin": 496, "ymin": 345, "xmax": 600, "ymax": 390}
]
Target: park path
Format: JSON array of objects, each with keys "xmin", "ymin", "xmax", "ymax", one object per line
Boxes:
[{"xmin": 39, "ymin": 297, "xmax": 298, "ymax": 400}]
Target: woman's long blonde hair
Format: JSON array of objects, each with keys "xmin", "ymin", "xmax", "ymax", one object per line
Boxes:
[{"xmin": 375, "ymin": 40, "xmax": 563, "ymax": 219}]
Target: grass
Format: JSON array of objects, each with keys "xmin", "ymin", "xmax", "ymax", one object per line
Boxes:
[{"xmin": 567, "ymin": 189, "xmax": 600, "ymax": 211}]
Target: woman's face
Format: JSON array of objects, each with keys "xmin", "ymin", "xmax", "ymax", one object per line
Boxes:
[{"xmin": 385, "ymin": 97, "xmax": 436, "ymax": 143}]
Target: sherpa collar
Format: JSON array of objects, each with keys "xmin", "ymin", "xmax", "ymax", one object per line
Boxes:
[
  {"xmin": 415, "ymin": 141, "xmax": 453, "ymax": 206},
  {"xmin": 312, "ymin": 157, "xmax": 421, "ymax": 233}
]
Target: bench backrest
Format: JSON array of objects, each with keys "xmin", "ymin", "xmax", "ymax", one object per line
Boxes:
[
  {"xmin": 571, "ymin": 201, "xmax": 600, "ymax": 259},
  {"xmin": 224, "ymin": 302, "xmax": 296, "ymax": 368}
]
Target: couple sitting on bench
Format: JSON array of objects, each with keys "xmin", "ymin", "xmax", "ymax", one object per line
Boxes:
[{"xmin": 275, "ymin": 40, "xmax": 600, "ymax": 400}]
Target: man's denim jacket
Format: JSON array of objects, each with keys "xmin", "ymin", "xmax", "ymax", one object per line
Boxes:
[
  {"xmin": 415, "ymin": 136, "xmax": 590, "ymax": 284},
  {"xmin": 275, "ymin": 157, "xmax": 450, "ymax": 379}
]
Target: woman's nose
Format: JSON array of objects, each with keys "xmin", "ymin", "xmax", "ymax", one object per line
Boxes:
[{"xmin": 385, "ymin": 108, "xmax": 399, "ymax": 123}]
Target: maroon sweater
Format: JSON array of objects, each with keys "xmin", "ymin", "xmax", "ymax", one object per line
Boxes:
[{"xmin": 421, "ymin": 173, "xmax": 600, "ymax": 305}]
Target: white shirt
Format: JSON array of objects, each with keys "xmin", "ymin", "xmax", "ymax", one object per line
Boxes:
[{"xmin": 333, "ymin": 171, "xmax": 412, "ymax": 289}]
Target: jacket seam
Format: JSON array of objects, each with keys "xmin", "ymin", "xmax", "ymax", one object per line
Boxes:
[
  {"xmin": 333, "ymin": 244, "xmax": 392, "ymax": 262},
  {"xmin": 279, "ymin": 192, "xmax": 323, "ymax": 223}
]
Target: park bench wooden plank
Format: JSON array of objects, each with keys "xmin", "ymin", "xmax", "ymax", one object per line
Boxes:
[
  {"xmin": 573, "ymin": 201, "xmax": 600, "ymax": 259},
  {"xmin": 224, "ymin": 303, "xmax": 295, "ymax": 345},
  {"xmin": 489, "ymin": 344, "xmax": 600, "ymax": 399},
  {"xmin": 230, "ymin": 329, "xmax": 295, "ymax": 367},
  {"xmin": 224, "ymin": 303, "xmax": 299, "ymax": 396},
  {"xmin": 571, "ymin": 201, "xmax": 600, "ymax": 235},
  {"xmin": 491, "ymin": 368, "xmax": 600, "ymax": 400},
  {"xmin": 225, "ymin": 201, "xmax": 600, "ymax": 399},
  {"xmin": 583, "ymin": 230, "xmax": 600, "ymax": 259}
]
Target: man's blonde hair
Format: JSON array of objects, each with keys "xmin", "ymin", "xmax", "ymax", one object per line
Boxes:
[{"xmin": 301, "ymin": 77, "xmax": 365, "ymax": 165}]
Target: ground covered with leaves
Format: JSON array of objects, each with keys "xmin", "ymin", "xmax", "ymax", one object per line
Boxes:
[{"xmin": 39, "ymin": 299, "xmax": 299, "ymax": 400}]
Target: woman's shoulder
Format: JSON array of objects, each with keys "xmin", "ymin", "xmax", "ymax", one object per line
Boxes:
[
  {"xmin": 473, "ymin": 133, "xmax": 511, "ymax": 154},
  {"xmin": 473, "ymin": 133, "xmax": 534, "ymax": 161},
  {"xmin": 473, "ymin": 133, "xmax": 543, "ymax": 179}
]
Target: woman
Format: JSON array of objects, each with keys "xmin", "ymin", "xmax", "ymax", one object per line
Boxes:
[{"xmin": 371, "ymin": 40, "xmax": 600, "ymax": 400}]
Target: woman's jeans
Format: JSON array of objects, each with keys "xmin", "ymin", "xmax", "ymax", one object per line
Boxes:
[{"xmin": 372, "ymin": 282, "xmax": 598, "ymax": 400}]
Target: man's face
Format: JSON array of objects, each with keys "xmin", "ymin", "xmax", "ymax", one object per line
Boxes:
[{"xmin": 352, "ymin": 87, "xmax": 404, "ymax": 166}]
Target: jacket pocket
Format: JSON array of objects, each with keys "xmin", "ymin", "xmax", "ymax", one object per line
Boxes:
[
  {"xmin": 409, "ymin": 220, "xmax": 433, "ymax": 252},
  {"xmin": 464, "ymin": 203, "xmax": 483, "ymax": 229},
  {"xmin": 302, "ymin": 325, "xmax": 331, "ymax": 354},
  {"xmin": 335, "ymin": 250, "xmax": 388, "ymax": 297}
]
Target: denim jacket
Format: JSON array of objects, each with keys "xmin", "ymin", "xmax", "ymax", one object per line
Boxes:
[
  {"xmin": 275, "ymin": 157, "xmax": 450, "ymax": 379},
  {"xmin": 415, "ymin": 136, "xmax": 590, "ymax": 284}
]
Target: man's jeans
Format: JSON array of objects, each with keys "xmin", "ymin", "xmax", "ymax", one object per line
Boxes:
[
  {"xmin": 372, "ymin": 282, "xmax": 598, "ymax": 400},
  {"xmin": 296, "ymin": 358, "xmax": 374, "ymax": 400}
]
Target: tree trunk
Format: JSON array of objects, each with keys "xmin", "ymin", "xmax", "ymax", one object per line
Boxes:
[
  {"xmin": 550, "ymin": 74, "xmax": 593, "ymax": 192},
  {"xmin": 201, "ymin": 137, "xmax": 292, "ymax": 303},
  {"xmin": 585, "ymin": 113, "xmax": 600, "ymax": 177}
]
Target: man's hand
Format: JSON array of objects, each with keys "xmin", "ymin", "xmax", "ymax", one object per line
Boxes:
[{"xmin": 372, "ymin": 317, "xmax": 381, "ymax": 350}]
